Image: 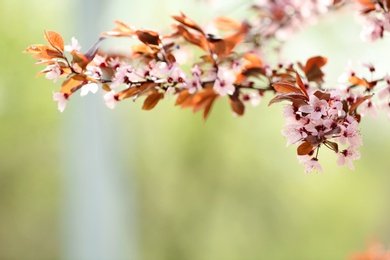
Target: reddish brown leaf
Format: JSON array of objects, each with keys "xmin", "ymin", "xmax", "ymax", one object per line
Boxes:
[
  {"xmin": 32, "ymin": 48, "xmax": 63, "ymax": 60},
  {"xmin": 191, "ymin": 89, "xmax": 219, "ymax": 120},
  {"xmin": 349, "ymin": 76, "xmax": 377, "ymax": 89},
  {"xmin": 221, "ymin": 22, "xmax": 250, "ymax": 56},
  {"xmin": 295, "ymin": 73, "xmax": 309, "ymax": 98},
  {"xmin": 23, "ymin": 44, "xmax": 48, "ymax": 54},
  {"xmin": 229, "ymin": 96, "xmax": 245, "ymax": 116},
  {"xmin": 135, "ymin": 30, "xmax": 161, "ymax": 46},
  {"xmin": 60, "ymin": 75, "xmax": 88, "ymax": 95},
  {"xmin": 272, "ymin": 80, "xmax": 301, "ymax": 94},
  {"xmin": 175, "ymin": 25, "xmax": 209, "ymax": 51},
  {"xmin": 348, "ymin": 94, "xmax": 373, "ymax": 114},
  {"xmin": 72, "ymin": 51, "xmax": 89, "ymax": 72},
  {"xmin": 117, "ymin": 87, "xmax": 139, "ymax": 101},
  {"xmin": 297, "ymin": 141, "xmax": 314, "ymax": 156},
  {"xmin": 142, "ymin": 92, "xmax": 164, "ymax": 110},
  {"xmin": 175, "ymin": 89, "xmax": 191, "ymax": 106},
  {"xmin": 172, "ymin": 12, "xmax": 204, "ymax": 33},
  {"xmin": 313, "ymin": 90, "xmax": 330, "ymax": 101},
  {"xmin": 268, "ymin": 92, "xmax": 308, "ymax": 107},
  {"xmin": 44, "ymin": 30, "xmax": 64, "ymax": 52},
  {"xmin": 102, "ymin": 20, "xmax": 136, "ymax": 37},
  {"xmin": 303, "ymin": 56, "xmax": 327, "ymax": 83}
]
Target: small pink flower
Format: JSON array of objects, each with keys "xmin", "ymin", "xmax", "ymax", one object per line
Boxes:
[
  {"xmin": 360, "ymin": 99, "xmax": 378, "ymax": 118},
  {"xmin": 65, "ymin": 37, "xmax": 81, "ymax": 52},
  {"xmin": 241, "ymin": 92, "xmax": 261, "ymax": 107},
  {"xmin": 302, "ymin": 157, "xmax": 323, "ymax": 173},
  {"xmin": 299, "ymin": 95, "xmax": 329, "ymax": 121},
  {"xmin": 380, "ymin": 101, "xmax": 390, "ymax": 120},
  {"xmin": 45, "ymin": 63, "xmax": 62, "ymax": 83},
  {"xmin": 104, "ymin": 90, "xmax": 117, "ymax": 109},
  {"xmin": 186, "ymin": 77, "xmax": 202, "ymax": 94},
  {"xmin": 213, "ymin": 67, "xmax": 236, "ymax": 96},
  {"xmin": 168, "ymin": 66, "xmax": 187, "ymax": 85},
  {"xmin": 80, "ymin": 83, "xmax": 98, "ymax": 97},
  {"xmin": 53, "ymin": 92, "xmax": 68, "ymax": 112},
  {"xmin": 337, "ymin": 147, "xmax": 361, "ymax": 170}
]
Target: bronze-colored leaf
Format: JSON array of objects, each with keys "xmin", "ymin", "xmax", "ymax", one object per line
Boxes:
[
  {"xmin": 142, "ymin": 92, "xmax": 164, "ymax": 110},
  {"xmin": 221, "ymin": 22, "xmax": 249, "ymax": 57},
  {"xmin": 102, "ymin": 20, "xmax": 136, "ymax": 37},
  {"xmin": 135, "ymin": 30, "xmax": 161, "ymax": 46},
  {"xmin": 297, "ymin": 141, "xmax": 314, "ymax": 156},
  {"xmin": 313, "ymin": 90, "xmax": 330, "ymax": 101},
  {"xmin": 229, "ymin": 96, "xmax": 245, "ymax": 116},
  {"xmin": 44, "ymin": 30, "xmax": 64, "ymax": 52},
  {"xmin": 272, "ymin": 80, "xmax": 301, "ymax": 94},
  {"xmin": 72, "ymin": 51, "xmax": 89, "ymax": 72},
  {"xmin": 268, "ymin": 92, "xmax": 308, "ymax": 106},
  {"xmin": 172, "ymin": 12, "xmax": 204, "ymax": 33},
  {"xmin": 349, "ymin": 76, "xmax": 377, "ymax": 89},
  {"xmin": 32, "ymin": 48, "xmax": 63, "ymax": 60},
  {"xmin": 175, "ymin": 25, "xmax": 209, "ymax": 51},
  {"xmin": 23, "ymin": 44, "xmax": 48, "ymax": 54},
  {"xmin": 117, "ymin": 87, "xmax": 139, "ymax": 101},
  {"xmin": 191, "ymin": 89, "xmax": 219, "ymax": 120},
  {"xmin": 295, "ymin": 72, "xmax": 309, "ymax": 98},
  {"xmin": 348, "ymin": 94, "xmax": 374, "ymax": 114},
  {"xmin": 60, "ymin": 75, "xmax": 87, "ymax": 95},
  {"xmin": 175, "ymin": 89, "xmax": 191, "ymax": 106},
  {"xmin": 303, "ymin": 56, "xmax": 327, "ymax": 83}
]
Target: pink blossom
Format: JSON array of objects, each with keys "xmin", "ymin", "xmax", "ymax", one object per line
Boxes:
[
  {"xmin": 282, "ymin": 125, "xmax": 308, "ymax": 146},
  {"xmin": 168, "ymin": 66, "xmax": 187, "ymax": 85},
  {"xmin": 304, "ymin": 158, "xmax": 323, "ymax": 173},
  {"xmin": 111, "ymin": 65, "xmax": 142, "ymax": 88},
  {"xmin": 104, "ymin": 91, "xmax": 117, "ymax": 109},
  {"xmin": 337, "ymin": 147, "xmax": 361, "ymax": 170},
  {"xmin": 360, "ymin": 18, "xmax": 384, "ymax": 41},
  {"xmin": 64, "ymin": 37, "xmax": 81, "ymax": 52},
  {"xmin": 213, "ymin": 67, "xmax": 236, "ymax": 96},
  {"xmin": 53, "ymin": 92, "xmax": 68, "ymax": 112},
  {"xmin": 380, "ymin": 101, "xmax": 390, "ymax": 120},
  {"xmin": 45, "ymin": 63, "xmax": 62, "ymax": 83},
  {"xmin": 80, "ymin": 83, "xmax": 98, "ymax": 97},
  {"xmin": 242, "ymin": 92, "xmax": 261, "ymax": 107},
  {"xmin": 299, "ymin": 95, "xmax": 329, "ymax": 120},
  {"xmin": 338, "ymin": 116, "xmax": 362, "ymax": 146},
  {"xmin": 359, "ymin": 99, "xmax": 378, "ymax": 118},
  {"xmin": 186, "ymin": 77, "xmax": 202, "ymax": 94}
]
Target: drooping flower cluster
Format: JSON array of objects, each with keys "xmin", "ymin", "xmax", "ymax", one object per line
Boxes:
[
  {"xmin": 280, "ymin": 89, "xmax": 362, "ymax": 172},
  {"xmin": 23, "ymin": 0, "xmax": 390, "ymax": 173}
]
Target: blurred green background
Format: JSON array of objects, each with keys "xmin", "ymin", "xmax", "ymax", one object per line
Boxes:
[{"xmin": 2, "ymin": 0, "xmax": 390, "ymax": 259}]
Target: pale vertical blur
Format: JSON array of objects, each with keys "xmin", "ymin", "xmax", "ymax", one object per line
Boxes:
[{"xmin": 2, "ymin": 0, "xmax": 390, "ymax": 259}]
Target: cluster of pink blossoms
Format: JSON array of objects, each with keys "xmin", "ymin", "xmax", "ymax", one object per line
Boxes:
[{"xmin": 281, "ymin": 90, "xmax": 362, "ymax": 173}]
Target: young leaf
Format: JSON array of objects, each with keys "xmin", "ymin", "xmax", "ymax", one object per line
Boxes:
[
  {"xmin": 297, "ymin": 141, "xmax": 314, "ymax": 156},
  {"xmin": 44, "ymin": 30, "xmax": 64, "ymax": 52},
  {"xmin": 272, "ymin": 80, "xmax": 301, "ymax": 94},
  {"xmin": 295, "ymin": 73, "xmax": 309, "ymax": 98},
  {"xmin": 142, "ymin": 92, "xmax": 164, "ymax": 110},
  {"xmin": 102, "ymin": 20, "xmax": 136, "ymax": 37},
  {"xmin": 135, "ymin": 30, "xmax": 161, "ymax": 46},
  {"xmin": 172, "ymin": 12, "xmax": 204, "ymax": 34},
  {"xmin": 348, "ymin": 94, "xmax": 374, "ymax": 114},
  {"xmin": 229, "ymin": 96, "xmax": 245, "ymax": 116}
]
